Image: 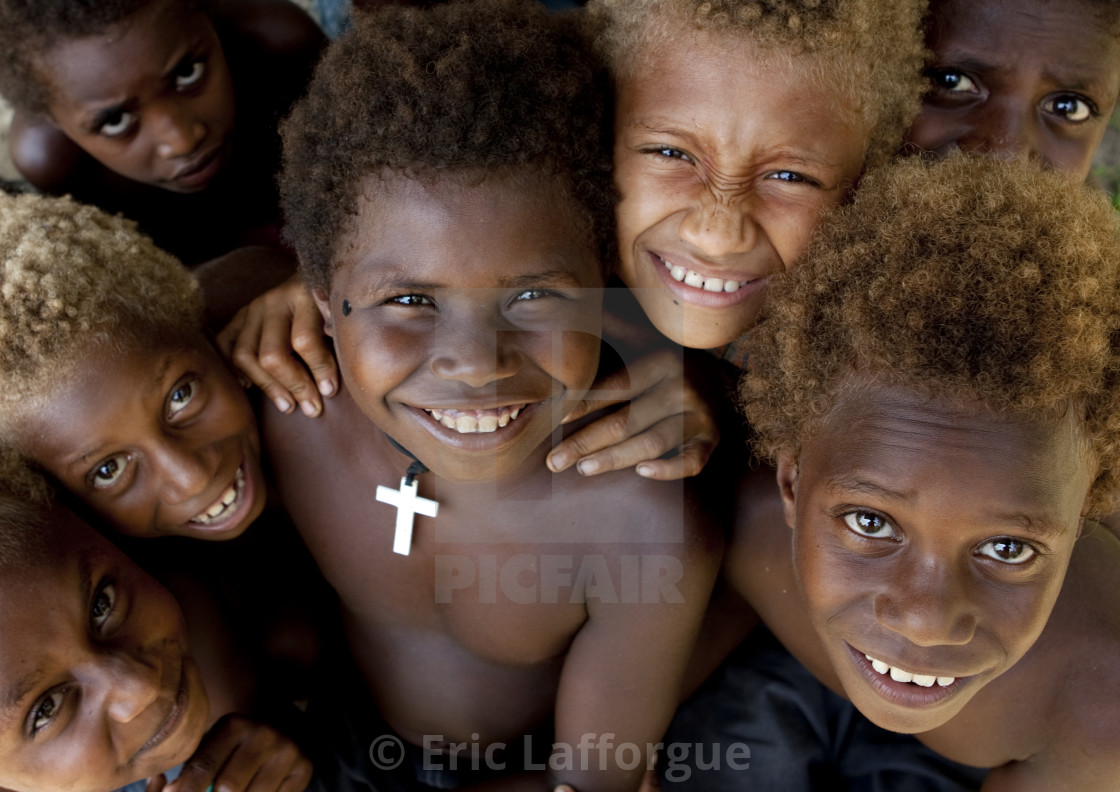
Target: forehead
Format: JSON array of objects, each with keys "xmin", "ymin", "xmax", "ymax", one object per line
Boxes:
[
  {"xmin": 929, "ymin": 0, "xmax": 1120, "ymax": 77},
  {"xmin": 331, "ymin": 171, "xmax": 603, "ymax": 291},
  {"xmin": 799, "ymin": 383, "xmax": 1093, "ymax": 521},
  {"xmin": 39, "ymin": 0, "xmax": 209, "ymax": 103},
  {"xmin": 615, "ymin": 24, "xmax": 867, "ymax": 155}
]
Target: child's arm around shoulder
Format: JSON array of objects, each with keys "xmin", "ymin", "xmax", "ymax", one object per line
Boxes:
[{"xmin": 548, "ymin": 476, "xmax": 723, "ymax": 791}]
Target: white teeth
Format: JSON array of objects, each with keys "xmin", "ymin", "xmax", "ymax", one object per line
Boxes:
[
  {"xmin": 191, "ymin": 468, "xmax": 243, "ymax": 525},
  {"xmin": 455, "ymin": 414, "xmax": 478, "ymax": 433},
  {"xmin": 889, "ymin": 667, "xmax": 913, "ymax": 683},
  {"xmin": 425, "ymin": 405, "xmax": 525, "ymax": 435},
  {"xmin": 865, "ymin": 654, "xmax": 955, "ymax": 688},
  {"xmin": 661, "ymin": 256, "xmax": 743, "ymax": 293}
]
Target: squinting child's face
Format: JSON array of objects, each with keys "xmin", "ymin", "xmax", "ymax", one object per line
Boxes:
[
  {"xmin": 316, "ymin": 172, "xmax": 605, "ymax": 483},
  {"xmin": 906, "ymin": 0, "xmax": 1120, "ymax": 180},
  {"xmin": 40, "ymin": 0, "xmax": 236, "ymax": 193},
  {"xmin": 14, "ymin": 336, "xmax": 266, "ymax": 540},
  {"xmin": 778, "ymin": 382, "xmax": 1091, "ymax": 734},
  {"xmin": 0, "ymin": 510, "xmax": 209, "ymax": 792},
  {"xmin": 613, "ymin": 24, "xmax": 867, "ymax": 349}
]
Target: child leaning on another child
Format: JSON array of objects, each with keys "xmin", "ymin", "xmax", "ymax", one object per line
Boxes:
[
  {"xmin": 662, "ymin": 154, "xmax": 1120, "ymax": 790},
  {"xmin": 263, "ymin": 1, "xmax": 722, "ymax": 790}
]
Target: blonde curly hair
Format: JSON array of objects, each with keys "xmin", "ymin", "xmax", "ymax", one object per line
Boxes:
[
  {"xmin": 0, "ymin": 192, "xmax": 203, "ymax": 496},
  {"xmin": 588, "ymin": 0, "xmax": 928, "ymax": 169},
  {"xmin": 740, "ymin": 154, "xmax": 1120, "ymax": 516}
]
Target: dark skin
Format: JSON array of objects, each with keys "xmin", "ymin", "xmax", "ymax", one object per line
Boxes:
[
  {"xmin": 8, "ymin": 0, "xmax": 324, "ymax": 264},
  {"xmin": 716, "ymin": 382, "xmax": 1120, "ymax": 791},
  {"xmin": 262, "ymin": 174, "xmax": 722, "ymax": 792}
]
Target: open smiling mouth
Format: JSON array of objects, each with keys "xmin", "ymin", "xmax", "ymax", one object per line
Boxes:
[
  {"xmin": 658, "ymin": 254, "xmax": 748, "ymax": 293},
  {"xmin": 423, "ymin": 405, "xmax": 527, "ymax": 434},
  {"xmin": 188, "ymin": 466, "xmax": 245, "ymax": 526},
  {"xmin": 863, "ymin": 652, "xmax": 956, "ymax": 689}
]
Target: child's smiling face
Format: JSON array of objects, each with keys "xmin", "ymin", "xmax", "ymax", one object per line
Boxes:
[
  {"xmin": 906, "ymin": 0, "xmax": 1120, "ymax": 180},
  {"xmin": 316, "ymin": 172, "xmax": 605, "ymax": 483},
  {"xmin": 612, "ymin": 24, "xmax": 867, "ymax": 350},
  {"xmin": 40, "ymin": 0, "xmax": 236, "ymax": 193},
  {"xmin": 0, "ymin": 508, "xmax": 209, "ymax": 792},
  {"xmin": 14, "ymin": 336, "xmax": 266, "ymax": 541},
  {"xmin": 779, "ymin": 381, "xmax": 1092, "ymax": 735}
]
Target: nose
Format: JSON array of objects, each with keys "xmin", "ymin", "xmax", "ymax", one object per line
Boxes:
[
  {"xmin": 152, "ymin": 100, "xmax": 206, "ymax": 159},
  {"xmin": 100, "ymin": 650, "xmax": 163, "ymax": 724},
  {"xmin": 154, "ymin": 437, "xmax": 220, "ymax": 506},
  {"xmin": 873, "ymin": 555, "xmax": 977, "ymax": 647},
  {"xmin": 430, "ymin": 319, "xmax": 521, "ymax": 388},
  {"xmin": 678, "ymin": 187, "xmax": 759, "ymax": 260},
  {"xmin": 956, "ymin": 101, "xmax": 1038, "ymax": 164}
]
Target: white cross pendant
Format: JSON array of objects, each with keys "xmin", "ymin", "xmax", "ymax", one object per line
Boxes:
[{"xmin": 376, "ymin": 477, "xmax": 440, "ymax": 555}]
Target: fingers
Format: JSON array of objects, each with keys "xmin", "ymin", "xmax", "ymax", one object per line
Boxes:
[
  {"xmin": 256, "ymin": 304, "xmax": 324, "ymax": 418},
  {"xmin": 289, "ymin": 290, "xmax": 338, "ymax": 402},
  {"xmin": 549, "ymin": 411, "xmax": 717, "ymax": 479},
  {"xmin": 166, "ymin": 715, "xmax": 312, "ymax": 792}
]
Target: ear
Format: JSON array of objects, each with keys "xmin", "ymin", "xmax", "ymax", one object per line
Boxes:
[
  {"xmin": 775, "ymin": 454, "xmax": 799, "ymax": 530},
  {"xmin": 312, "ymin": 287, "xmax": 334, "ymax": 338}
]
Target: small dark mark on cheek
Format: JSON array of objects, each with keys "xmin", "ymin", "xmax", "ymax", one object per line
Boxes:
[
  {"xmin": 342, "ymin": 299, "xmax": 352, "ymax": 316},
  {"xmin": 673, "ymin": 300, "xmax": 680, "ymax": 306}
]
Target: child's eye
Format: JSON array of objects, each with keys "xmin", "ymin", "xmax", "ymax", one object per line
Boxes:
[
  {"xmin": 766, "ymin": 170, "xmax": 818, "ymax": 186},
  {"xmin": 513, "ymin": 288, "xmax": 555, "ymax": 302},
  {"xmin": 89, "ymin": 454, "xmax": 130, "ymax": 489},
  {"xmin": 167, "ymin": 379, "xmax": 198, "ymax": 418},
  {"xmin": 29, "ymin": 691, "xmax": 64, "ymax": 735},
  {"xmin": 99, "ymin": 110, "xmax": 136, "ymax": 138},
  {"xmin": 90, "ymin": 582, "xmax": 117, "ymax": 630},
  {"xmin": 1042, "ymin": 94, "xmax": 1095, "ymax": 124},
  {"xmin": 927, "ymin": 68, "xmax": 979, "ymax": 95},
  {"xmin": 648, "ymin": 146, "xmax": 693, "ymax": 163},
  {"xmin": 975, "ymin": 537, "xmax": 1037, "ymax": 565},
  {"xmin": 387, "ymin": 294, "xmax": 434, "ymax": 307},
  {"xmin": 175, "ymin": 59, "xmax": 206, "ymax": 89},
  {"xmin": 842, "ymin": 510, "xmax": 895, "ymax": 539}
]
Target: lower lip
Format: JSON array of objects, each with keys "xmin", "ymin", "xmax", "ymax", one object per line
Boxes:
[
  {"xmin": 183, "ymin": 459, "xmax": 256, "ymax": 537},
  {"xmin": 174, "ymin": 148, "xmax": 224, "ymax": 190},
  {"xmin": 847, "ymin": 643, "xmax": 967, "ymax": 709},
  {"xmin": 408, "ymin": 401, "xmax": 548, "ymax": 452},
  {"xmin": 648, "ymin": 251, "xmax": 768, "ymax": 309},
  {"xmin": 139, "ymin": 673, "xmax": 189, "ymax": 755}
]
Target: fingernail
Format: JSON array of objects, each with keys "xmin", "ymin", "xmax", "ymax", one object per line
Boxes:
[
  {"xmin": 319, "ymin": 379, "xmax": 336, "ymax": 397},
  {"xmin": 275, "ymin": 397, "xmax": 293, "ymax": 413},
  {"xmin": 548, "ymin": 451, "xmax": 572, "ymax": 472},
  {"xmin": 636, "ymin": 463, "xmax": 654, "ymax": 478},
  {"xmin": 300, "ymin": 400, "xmax": 320, "ymax": 417},
  {"xmin": 576, "ymin": 458, "xmax": 600, "ymax": 476}
]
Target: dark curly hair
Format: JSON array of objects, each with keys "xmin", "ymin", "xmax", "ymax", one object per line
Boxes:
[
  {"xmin": 741, "ymin": 154, "xmax": 1120, "ymax": 516},
  {"xmin": 0, "ymin": 0, "xmax": 203, "ymax": 115},
  {"xmin": 280, "ymin": 0, "xmax": 616, "ymax": 290}
]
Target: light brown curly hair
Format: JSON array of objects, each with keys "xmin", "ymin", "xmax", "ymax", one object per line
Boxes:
[
  {"xmin": 280, "ymin": 0, "xmax": 615, "ymax": 291},
  {"xmin": 0, "ymin": 192, "xmax": 203, "ymax": 496},
  {"xmin": 588, "ymin": 0, "xmax": 929, "ymax": 169},
  {"xmin": 740, "ymin": 154, "xmax": 1120, "ymax": 516}
]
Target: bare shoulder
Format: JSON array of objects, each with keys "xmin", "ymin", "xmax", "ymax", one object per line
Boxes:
[{"xmin": 8, "ymin": 111, "xmax": 85, "ymax": 193}]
